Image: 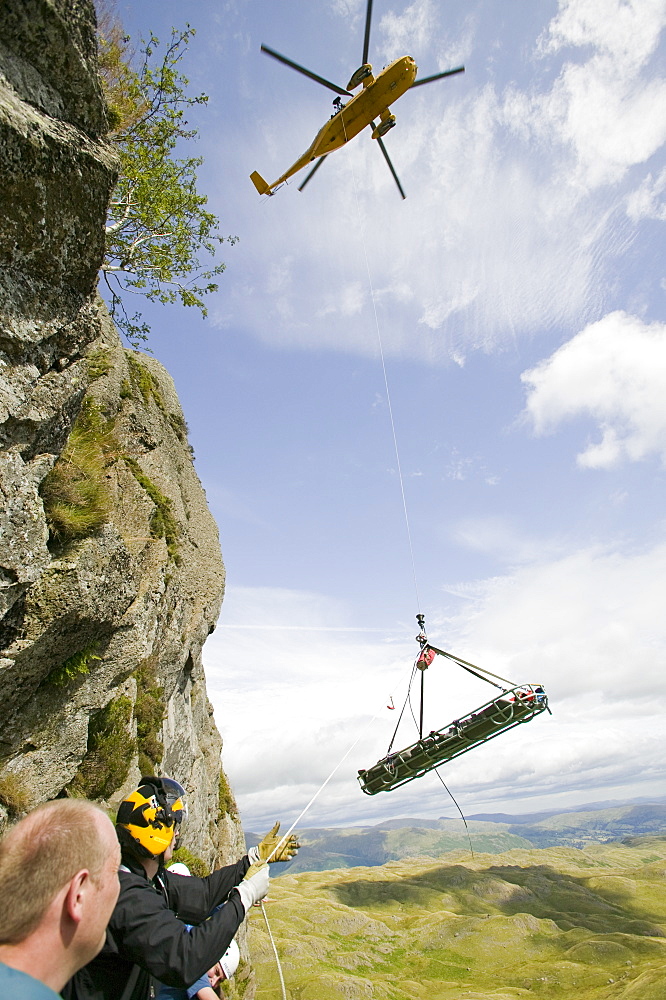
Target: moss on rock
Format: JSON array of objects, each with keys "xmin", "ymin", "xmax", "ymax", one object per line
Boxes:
[
  {"xmin": 171, "ymin": 846, "xmax": 210, "ymax": 878},
  {"xmin": 124, "ymin": 456, "xmax": 181, "ymax": 564},
  {"xmin": 218, "ymin": 769, "xmax": 238, "ymax": 821},
  {"xmin": 69, "ymin": 694, "xmax": 136, "ymax": 800},
  {"xmin": 125, "ymin": 352, "xmax": 166, "ymax": 409},
  {"xmin": 133, "ymin": 658, "xmax": 165, "ymax": 774},
  {"xmin": 86, "ymin": 347, "xmax": 114, "ymax": 380}
]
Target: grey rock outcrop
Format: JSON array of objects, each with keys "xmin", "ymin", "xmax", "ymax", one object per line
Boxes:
[
  {"xmin": 0, "ymin": 0, "xmax": 244, "ymax": 883},
  {"xmin": 1, "ymin": 309, "xmax": 241, "ymax": 865},
  {"xmin": 0, "ymin": 0, "xmax": 117, "ymax": 624}
]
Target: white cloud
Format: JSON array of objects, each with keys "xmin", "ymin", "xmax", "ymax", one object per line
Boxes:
[
  {"xmin": 316, "ymin": 280, "xmax": 366, "ymax": 319},
  {"xmin": 449, "ymin": 542, "xmax": 666, "ymax": 704},
  {"xmin": 536, "ymin": 0, "xmax": 666, "ymax": 189},
  {"xmin": 204, "ymin": 538, "xmax": 666, "ymax": 829},
  {"xmin": 451, "ymin": 516, "xmax": 561, "ymax": 564},
  {"xmin": 522, "ymin": 311, "xmax": 666, "ymax": 467},
  {"xmin": 626, "ymin": 167, "xmax": 666, "ymax": 221},
  {"xmin": 378, "ymin": 0, "xmax": 437, "ymax": 62},
  {"xmin": 543, "ymin": 0, "xmax": 666, "ymax": 66}
]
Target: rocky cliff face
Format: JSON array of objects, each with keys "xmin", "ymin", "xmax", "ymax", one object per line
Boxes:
[{"xmin": 0, "ymin": 0, "xmax": 243, "ymax": 881}]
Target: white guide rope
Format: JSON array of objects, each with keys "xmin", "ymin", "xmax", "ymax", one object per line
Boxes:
[
  {"xmin": 257, "ymin": 672, "xmax": 409, "ymax": 993},
  {"xmin": 260, "ymin": 900, "xmax": 287, "ymax": 1000},
  {"xmin": 256, "ymin": 726, "xmax": 374, "ymax": 997}
]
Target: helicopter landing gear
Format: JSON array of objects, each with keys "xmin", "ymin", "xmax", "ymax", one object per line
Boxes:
[
  {"xmin": 347, "ymin": 63, "xmax": 373, "ymax": 90},
  {"xmin": 372, "ymin": 115, "xmax": 396, "ymax": 139}
]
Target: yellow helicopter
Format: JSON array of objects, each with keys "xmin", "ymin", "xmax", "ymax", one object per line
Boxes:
[{"xmin": 250, "ymin": 0, "xmax": 464, "ymax": 200}]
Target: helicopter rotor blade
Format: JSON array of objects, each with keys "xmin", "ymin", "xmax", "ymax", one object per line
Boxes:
[
  {"xmin": 362, "ymin": 0, "xmax": 374, "ymax": 67},
  {"xmin": 298, "ymin": 156, "xmax": 328, "ymax": 192},
  {"xmin": 371, "ymin": 123, "xmax": 406, "ymax": 200},
  {"xmin": 411, "ymin": 65, "xmax": 465, "ymax": 87},
  {"xmin": 260, "ymin": 45, "xmax": 351, "ymax": 96}
]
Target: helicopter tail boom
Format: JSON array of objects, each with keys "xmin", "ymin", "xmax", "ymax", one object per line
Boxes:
[{"xmin": 250, "ymin": 170, "xmax": 272, "ymax": 196}]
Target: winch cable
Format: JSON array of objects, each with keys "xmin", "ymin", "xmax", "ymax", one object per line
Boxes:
[
  {"xmin": 432, "ymin": 767, "xmax": 475, "ymax": 860},
  {"xmin": 386, "ymin": 663, "xmax": 417, "ymax": 756},
  {"xmin": 259, "ymin": 109, "xmax": 473, "ymax": 991},
  {"xmin": 339, "ymin": 111, "xmax": 422, "ymax": 617},
  {"xmin": 403, "ymin": 664, "xmax": 476, "ymax": 860},
  {"xmin": 338, "ymin": 115, "xmax": 477, "ymax": 862}
]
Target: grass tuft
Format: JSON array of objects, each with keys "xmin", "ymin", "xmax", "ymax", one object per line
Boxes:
[
  {"xmin": 218, "ymin": 769, "xmax": 238, "ymax": 821},
  {"xmin": 40, "ymin": 398, "xmax": 120, "ymax": 542},
  {"xmin": 0, "ymin": 774, "xmax": 31, "ymax": 816},
  {"xmin": 170, "ymin": 846, "xmax": 210, "ymax": 878}
]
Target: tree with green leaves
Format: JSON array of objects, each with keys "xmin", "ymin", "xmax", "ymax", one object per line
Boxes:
[{"xmin": 97, "ymin": 17, "xmax": 235, "ymax": 345}]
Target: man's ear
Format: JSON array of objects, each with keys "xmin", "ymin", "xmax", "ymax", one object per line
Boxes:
[{"xmin": 64, "ymin": 869, "xmax": 91, "ymax": 925}]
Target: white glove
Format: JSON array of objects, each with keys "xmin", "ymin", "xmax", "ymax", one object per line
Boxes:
[{"xmin": 236, "ymin": 861, "xmax": 270, "ymax": 912}]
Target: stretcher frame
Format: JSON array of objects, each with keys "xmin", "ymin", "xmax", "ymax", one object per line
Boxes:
[{"xmin": 357, "ymin": 683, "xmax": 549, "ymax": 795}]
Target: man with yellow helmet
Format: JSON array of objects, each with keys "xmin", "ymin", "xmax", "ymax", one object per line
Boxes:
[{"xmin": 62, "ymin": 776, "xmax": 299, "ymax": 1000}]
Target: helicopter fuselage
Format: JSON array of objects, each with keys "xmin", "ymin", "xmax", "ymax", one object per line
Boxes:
[{"xmin": 251, "ymin": 56, "xmax": 417, "ymax": 194}]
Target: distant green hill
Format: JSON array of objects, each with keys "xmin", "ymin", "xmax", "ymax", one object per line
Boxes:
[
  {"xmin": 247, "ymin": 801, "xmax": 666, "ymax": 875},
  {"xmin": 501, "ymin": 804, "xmax": 666, "ymax": 848},
  {"xmin": 249, "ymin": 839, "xmax": 666, "ymax": 1000},
  {"xmin": 251, "ymin": 820, "xmax": 533, "ymax": 874}
]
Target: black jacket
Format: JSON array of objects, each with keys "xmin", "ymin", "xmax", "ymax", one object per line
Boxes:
[{"xmin": 61, "ymin": 853, "xmax": 250, "ymax": 1000}]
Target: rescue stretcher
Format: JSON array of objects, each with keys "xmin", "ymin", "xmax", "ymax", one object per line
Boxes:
[{"xmin": 358, "ymin": 682, "xmax": 548, "ymax": 795}]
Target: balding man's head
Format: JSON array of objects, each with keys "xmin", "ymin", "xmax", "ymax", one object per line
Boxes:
[{"xmin": 0, "ymin": 799, "xmax": 120, "ymax": 947}]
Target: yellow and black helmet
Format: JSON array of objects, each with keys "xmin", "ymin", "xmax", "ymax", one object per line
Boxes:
[{"xmin": 116, "ymin": 776, "xmax": 187, "ymax": 859}]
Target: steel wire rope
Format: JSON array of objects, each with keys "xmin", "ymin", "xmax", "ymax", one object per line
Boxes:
[
  {"xmin": 403, "ymin": 679, "xmax": 475, "ymax": 859},
  {"xmin": 339, "ymin": 111, "xmax": 422, "ymax": 615},
  {"xmin": 336, "ymin": 114, "xmax": 476, "ymax": 861}
]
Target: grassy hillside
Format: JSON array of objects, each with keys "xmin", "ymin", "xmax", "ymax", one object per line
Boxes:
[{"xmin": 248, "ymin": 838, "xmax": 666, "ymax": 999}]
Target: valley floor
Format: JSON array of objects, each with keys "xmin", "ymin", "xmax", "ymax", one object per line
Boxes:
[{"xmin": 248, "ymin": 839, "xmax": 666, "ymax": 1000}]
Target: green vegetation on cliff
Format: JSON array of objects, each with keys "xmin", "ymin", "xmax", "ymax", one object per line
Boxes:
[
  {"xmin": 133, "ymin": 657, "xmax": 165, "ymax": 774},
  {"xmin": 40, "ymin": 398, "xmax": 118, "ymax": 541},
  {"xmin": 219, "ymin": 769, "xmax": 239, "ymax": 821},
  {"xmin": 124, "ymin": 352, "xmax": 190, "ymax": 444},
  {"xmin": 124, "ymin": 456, "xmax": 181, "ymax": 564},
  {"xmin": 171, "ymin": 846, "xmax": 210, "ymax": 878},
  {"xmin": 41, "ymin": 361, "xmax": 183, "ymax": 565},
  {"xmin": 69, "ymin": 694, "xmax": 136, "ymax": 800},
  {"xmin": 45, "ymin": 645, "xmax": 101, "ymax": 687},
  {"xmin": 0, "ymin": 773, "xmax": 31, "ymax": 817}
]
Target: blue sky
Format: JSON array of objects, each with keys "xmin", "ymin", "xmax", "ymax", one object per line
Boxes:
[{"xmin": 112, "ymin": 0, "xmax": 666, "ymax": 833}]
